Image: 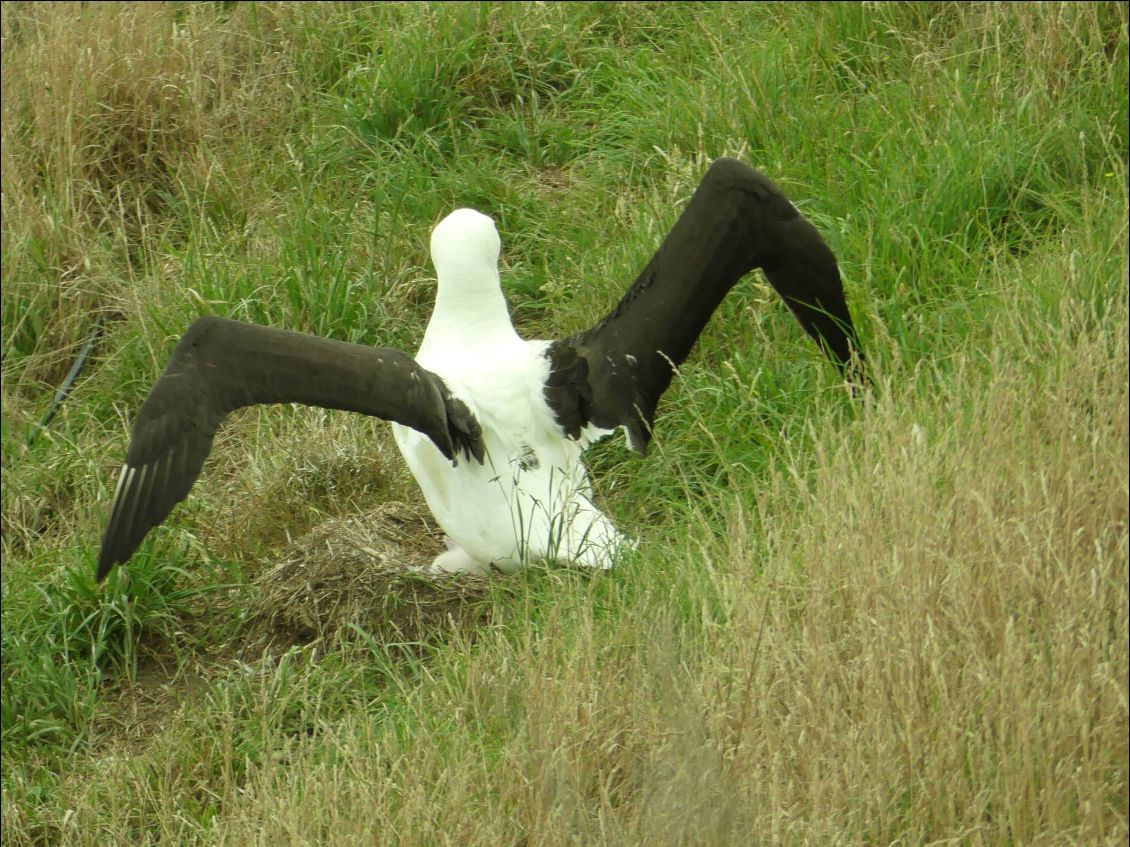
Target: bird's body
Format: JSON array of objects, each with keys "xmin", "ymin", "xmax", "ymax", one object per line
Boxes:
[
  {"xmin": 393, "ymin": 209, "xmax": 624, "ymax": 573},
  {"xmin": 392, "ymin": 341, "xmax": 623, "ymax": 573},
  {"xmin": 95, "ymin": 158, "xmax": 867, "ymax": 582}
]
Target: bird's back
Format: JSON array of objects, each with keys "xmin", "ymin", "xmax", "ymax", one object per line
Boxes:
[{"xmin": 393, "ymin": 335, "xmax": 623, "ymax": 571}]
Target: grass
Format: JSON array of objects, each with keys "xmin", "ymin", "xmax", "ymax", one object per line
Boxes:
[{"xmin": 1, "ymin": 2, "xmax": 1127, "ymax": 844}]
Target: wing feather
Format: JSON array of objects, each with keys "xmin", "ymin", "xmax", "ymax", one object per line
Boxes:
[
  {"xmin": 97, "ymin": 317, "xmax": 484, "ymax": 580},
  {"xmin": 544, "ymin": 158, "xmax": 865, "ymax": 454}
]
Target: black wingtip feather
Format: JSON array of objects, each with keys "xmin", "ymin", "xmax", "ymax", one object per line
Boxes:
[{"xmin": 96, "ymin": 547, "xmax": 116, "ymax": 582}]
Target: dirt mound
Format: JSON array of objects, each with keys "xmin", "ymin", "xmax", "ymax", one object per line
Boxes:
[
  {"xmin": 92, "ymin": 503, "xmax": 497, "ymax": 756},
  {"xmin": 241, "ymin": 502, "xmax": 495, "ymax": 656}
]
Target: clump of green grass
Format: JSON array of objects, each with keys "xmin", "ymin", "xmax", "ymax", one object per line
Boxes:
[{"xmin": 2, "ymin": 2, "xmax": 1127, "ymax": 845}]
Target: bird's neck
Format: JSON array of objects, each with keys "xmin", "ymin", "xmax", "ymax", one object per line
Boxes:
[{"xmin": 421, "ymin": 265, "xmax": 520, "ymax": 355}]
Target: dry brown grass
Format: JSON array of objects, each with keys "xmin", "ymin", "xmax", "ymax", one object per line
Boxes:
[
  {"xmin": 194, "ymin": 298, "xmax": 1125, "ymax": 847},
  {"xmin": 21, "ymin": 284, "xmax": 1124, "ymax": 847},
  {"xmin": 243, "ymin": 501, "xmax": 493, "ymax": 655},
  {"xmin": 77, "ymin": 502, "xmax": 496, "ymax": 766},
  {"xmin": 2, "ymin": 3, "xmax": 1126, "ymax": 845},
  {"xmin": 0, "ymin": 1, "xmax": 308, "ymax": 396}
]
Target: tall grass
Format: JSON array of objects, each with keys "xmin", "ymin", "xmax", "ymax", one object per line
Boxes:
[{"xmin": 2, "ymin": 2, "xmax": 1126, "ymax": 845}]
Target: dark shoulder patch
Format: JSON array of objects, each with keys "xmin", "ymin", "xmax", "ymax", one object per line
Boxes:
[{"xmin": 543, "ymin": 340, "xmax": 592, "ymax": 441}]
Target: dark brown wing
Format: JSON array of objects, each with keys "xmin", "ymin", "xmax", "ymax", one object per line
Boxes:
[
  {"xmin": 97, "ymin": 316, "xmax": 483, "ymax": 580},
  {"xmin": 544, "ymin": 158, "xmax": 865, "ymax": 453}
]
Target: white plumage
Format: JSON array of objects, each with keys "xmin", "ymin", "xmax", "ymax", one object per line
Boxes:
[{"xmin": 392, "ymin": 209, "xmax": 626, "ymax": 574}]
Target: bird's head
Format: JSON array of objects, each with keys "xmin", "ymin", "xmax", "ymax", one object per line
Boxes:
[{"xmin": 430, "ymin": 208, "xmax": 501, "ymax": 282}]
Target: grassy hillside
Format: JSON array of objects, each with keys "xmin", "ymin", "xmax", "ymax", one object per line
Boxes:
[{"xmin": 2, "ymin": 2, "xmax": 1126, "ymax": 844}]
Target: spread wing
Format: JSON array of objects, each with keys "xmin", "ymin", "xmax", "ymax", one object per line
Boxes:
[
  {"xmin": 98, "ymin": 316, "xmax": 484, "ymax": 580},
  {"xmin": 544, "ymin": 157, "xmax": 865, "ymax": 453}
]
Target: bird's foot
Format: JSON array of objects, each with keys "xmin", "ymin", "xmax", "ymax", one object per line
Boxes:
[{"xmin": 426, "ymin": 546, "xmax": 491, "ymax": 576}]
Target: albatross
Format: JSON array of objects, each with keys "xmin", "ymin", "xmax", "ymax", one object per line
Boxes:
[{"xmin": 97, "ymin": 158, "xmax": 864, "ymax": 580}]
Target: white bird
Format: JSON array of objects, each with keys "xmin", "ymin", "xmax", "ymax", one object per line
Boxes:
[
  {"xmin": 392, "ymin": 208, "xmax": 626, "ymax": 574},
  {"xmin": 97, "ymin": 158, "xmax": 865, "ymax": 581}
]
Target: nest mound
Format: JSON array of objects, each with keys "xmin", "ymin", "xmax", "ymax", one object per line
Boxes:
[{"xmin": 242, "ymin": 502, "xmax": 494, "ymax": 656}]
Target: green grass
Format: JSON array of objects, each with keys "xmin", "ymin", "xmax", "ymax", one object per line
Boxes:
[{"xmin": 2, "ymin": 2, "xmax": 1127, "ymax": 844}]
